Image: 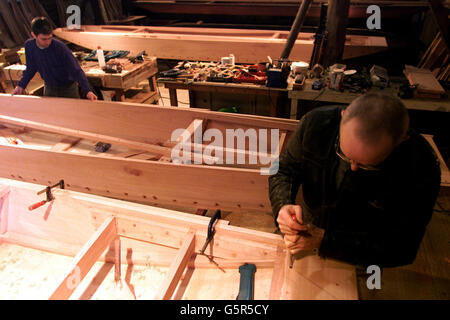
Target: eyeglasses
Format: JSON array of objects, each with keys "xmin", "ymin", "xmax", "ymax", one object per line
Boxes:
[{"xmin": 335, "ymin": 135, "xmax": 382, "ymax": 171}]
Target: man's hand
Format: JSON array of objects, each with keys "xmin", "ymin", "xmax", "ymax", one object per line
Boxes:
[
  {"xmin": 86, "ymin": 91, "xmax": 98, "ymax": 101},
  {"xmin": 277, "ymin": 204, "xmax": 324, "ymax": 254},
  {"xmin": 284, "ymin": 225, "xmax": 324, "ymax": 254},
  {"xmin": 276, "ymin": 204, "xmax": 308, "ymax": 235},
  {"xmin": 12, "ymin": 86, "xmax": 24, "ymax": 96}
]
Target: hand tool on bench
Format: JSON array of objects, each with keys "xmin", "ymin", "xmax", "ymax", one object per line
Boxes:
[
  {"xmin": 28, "ymin": 180, "xmax": 64, "ymax": 211},
  {"xmin": 236, "ymin": 263, "xmax": 256, "ymax": 300},
  {"xmin": 199, "ymin": 209, "xmax": 225, "ymax": 272}
]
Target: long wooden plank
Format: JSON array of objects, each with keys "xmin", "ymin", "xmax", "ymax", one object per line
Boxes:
[
  {"xmin": 0, "ymin": 145, "xmax": 271, "ymax": 213},
  {"xmin": 53, "ymin": 25, "xmax": 387, "ymax": 63},
  {"xmin": 154, "ymin": 231, "xmax": 196, "ymax": 300},
  {"xmin": 0, "ymin": 94, "xmax": 298, "ymax": 146},
  {"xmin": 49, "ymin": 216, "xmax": 117, "ymax": 300}
]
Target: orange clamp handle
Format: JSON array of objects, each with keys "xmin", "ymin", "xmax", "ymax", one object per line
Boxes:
[{"xmin": 28, "ymin": 200, "xmax": 46, "ymax": 211}]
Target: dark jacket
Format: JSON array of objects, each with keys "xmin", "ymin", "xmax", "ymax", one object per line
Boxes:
[
  {"xmin": 18, "ymin": 38, "xmax": 92, "ymax": 95},
  {"xmin": 269, "ymin": 106, "xmax": 441, "ymax": 267}
]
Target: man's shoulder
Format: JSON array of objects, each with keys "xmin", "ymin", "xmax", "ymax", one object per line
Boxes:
[
  {"xmin": 300, "ymin": 105, "xmax": 343, "ymax": 131},
  {"xmin": 394, "ymin": 131, "xmax": 441, "ymax": 181},
  {"xmin": 24, "ymin": 38, "xmax": 36, "ymax": 49},
  {"xmin": 51, "ymin": 38, "xmax": 69, "ymax": 49}
]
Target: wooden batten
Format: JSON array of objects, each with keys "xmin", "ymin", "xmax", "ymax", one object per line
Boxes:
[
  {"xmin": 49, "ymin": 216, "xmax": 118, "ymax": 300},
  {"xmin": 0, "ymin": 185, "xmax": 10, "ymax": 236},
  {"xmin": 269, "ymin": 243, "xmax": 288, "ymax": 300},
  {"xmin": 154, "ymin": 231, "xmax": 196, "ymax": 300}
]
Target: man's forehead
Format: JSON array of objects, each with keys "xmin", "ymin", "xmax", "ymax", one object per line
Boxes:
[{"xmin": 38, "ymin": 33, "xmax": 53, "ymax": 39}]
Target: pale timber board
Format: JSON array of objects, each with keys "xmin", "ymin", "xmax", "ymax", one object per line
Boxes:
[{"xmin": 0, "ymin": 145, "xmax": 271, "ymax": 213}]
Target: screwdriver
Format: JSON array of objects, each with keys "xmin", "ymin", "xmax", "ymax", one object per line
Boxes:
[
  {"xmin": 289, "ymin": 213, "xmax": 298, "ymax": 268},
  {"xmin": 288, "ymin": 212, "xmax": 315, "ymax": 268}
]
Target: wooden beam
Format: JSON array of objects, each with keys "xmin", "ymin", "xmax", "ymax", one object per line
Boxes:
[
  {"xmin": 422, "ymin": 134, "xmax": 450, "ymax": 186},
  {"xmin": 49, "ymin": 216, "xmax": 118, "ymax": 300},
  {"xmin": 53, "ymin": 24, "xmax": 387, "ymax": 63},
  {"xmin": 278, "ymin": 131, "xmax": 287, "ymax": 155},
  {"xmin": 322, "ymin": 0, "xmax": 350, "ymax": 67},
  {"xmin": 0, "ymin": 114, "xmax": 174, "ymax": 158},
  {"xmin": 0, "ymin": 186, "xmax": 10, "ymax": 235},
  {"xmin": 0, "ymin": 144, "xmax": 272, "ymax": 213},
  {"xmin": 154, "ymin": 231, "xmax": 196, "ymax": 300},
  {"xmin": 114, "ymin": 237, "xmax": 121, "ymax": 282},
  {"xmin": 51, "ymin": 137, "xmax": 82, "ymax": 152},
  {"xmin": 268, "ymin": 243, "xmax": 287, "ymax": 300},
  {"xmin": 427, "ymin": 0, "xmax": 450, "ymax": 54}
]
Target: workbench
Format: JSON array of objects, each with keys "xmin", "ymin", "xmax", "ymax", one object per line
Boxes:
[
  {"xmin": 1, "ymin": 64, "xmax": 44, "ymax": 96},
  {"xmin": 82, "ymin": 56, "xmax": 159, "ymax": 103},
  {"xmin": 289, "ymin": 79, "xmax": 450, "ymax": 119},
  {"xmin": 159, "ymin": 79, "xmax": 289, "ymax": 117}
]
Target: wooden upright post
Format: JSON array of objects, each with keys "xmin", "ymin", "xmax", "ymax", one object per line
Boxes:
[
  {"xmin": 322, "ymin": 0, "xmax": 350, "ymax": 67},
  {"xmin": 427, "ymin": 0, "xmax": 450, "ymax": 54}
]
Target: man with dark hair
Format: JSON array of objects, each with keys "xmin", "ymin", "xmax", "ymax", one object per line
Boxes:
[
  {"xmin": 12, "ymin": 17, "xmax": 97, "ymax": 100},
  {"xmin": 269, "ymin": 92, "xmax": 441, "ymax": 267}
]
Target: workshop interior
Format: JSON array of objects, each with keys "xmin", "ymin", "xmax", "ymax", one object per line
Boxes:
[{"xmin": 0, "ymin": 0, "xmax": 448, "ymax": 302}]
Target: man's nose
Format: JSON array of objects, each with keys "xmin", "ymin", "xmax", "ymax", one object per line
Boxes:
[{"xmin": 350, "ymin": 161, "xmax": 359, "ymax": 171}]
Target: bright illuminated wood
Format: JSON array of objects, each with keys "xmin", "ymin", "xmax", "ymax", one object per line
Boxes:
[
  {"xmin": 49, "ymin": 216, "xmax": 117, "ymax": 300},
  {"xmin": 154, "ymin": 231, "xmax": 196, "ymax": 300}
]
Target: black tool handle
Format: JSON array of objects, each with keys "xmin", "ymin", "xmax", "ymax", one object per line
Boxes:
[
  {"xmin": 207, "ymin": 209, "xmax": 221, "ymax": 238},
  {"xmin": 236, "ymin": 263, "xmax": 256, "ymax": 300}
]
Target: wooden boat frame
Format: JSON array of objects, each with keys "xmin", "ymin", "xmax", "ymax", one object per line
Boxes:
[
  {"xmin": 0, "ymin": 94, "xmax": 298, "ymax": 214},
  {"xmin": 53, "ymin": 25, "xmax": 388, "ymax": 63},
  {"xmin": 0, "ymin": 178, "xmax": 288, "ymax": 299},
  {"xmin": 0, "ymin": 178, "xmax": 358, "ymax": 300}
]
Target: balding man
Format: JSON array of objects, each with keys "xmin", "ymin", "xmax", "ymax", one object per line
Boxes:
[{"xmin": 269, "ymin": 93, "xmax": 441, "ymax": 267}]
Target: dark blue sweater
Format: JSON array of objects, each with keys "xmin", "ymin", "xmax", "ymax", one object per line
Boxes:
[{"xmin": 18, "ymin": 38, "xmax": 92, "ymax": 95}]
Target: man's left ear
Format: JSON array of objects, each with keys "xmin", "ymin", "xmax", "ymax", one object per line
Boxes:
[{"xmin": 31, "ymin": 32, "xmax": 36, "ymax": 39}]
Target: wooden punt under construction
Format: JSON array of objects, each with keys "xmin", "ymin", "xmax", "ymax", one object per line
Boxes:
[
  {"xmin": 53, "ymin": 25, "xmax": 388, "ymax": 63},
  {"xmin": 0, "ymin": 94, "xmax": 298, "ymax": 215},
  {"xmin": 0, "ymin": 178, "xmax": 357, "ymax": 300}
]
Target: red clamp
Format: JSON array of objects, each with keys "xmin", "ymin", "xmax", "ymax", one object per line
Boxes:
[{"xmin": 28, "ymin": 180, "xmax": 64, "ymax": 211}]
